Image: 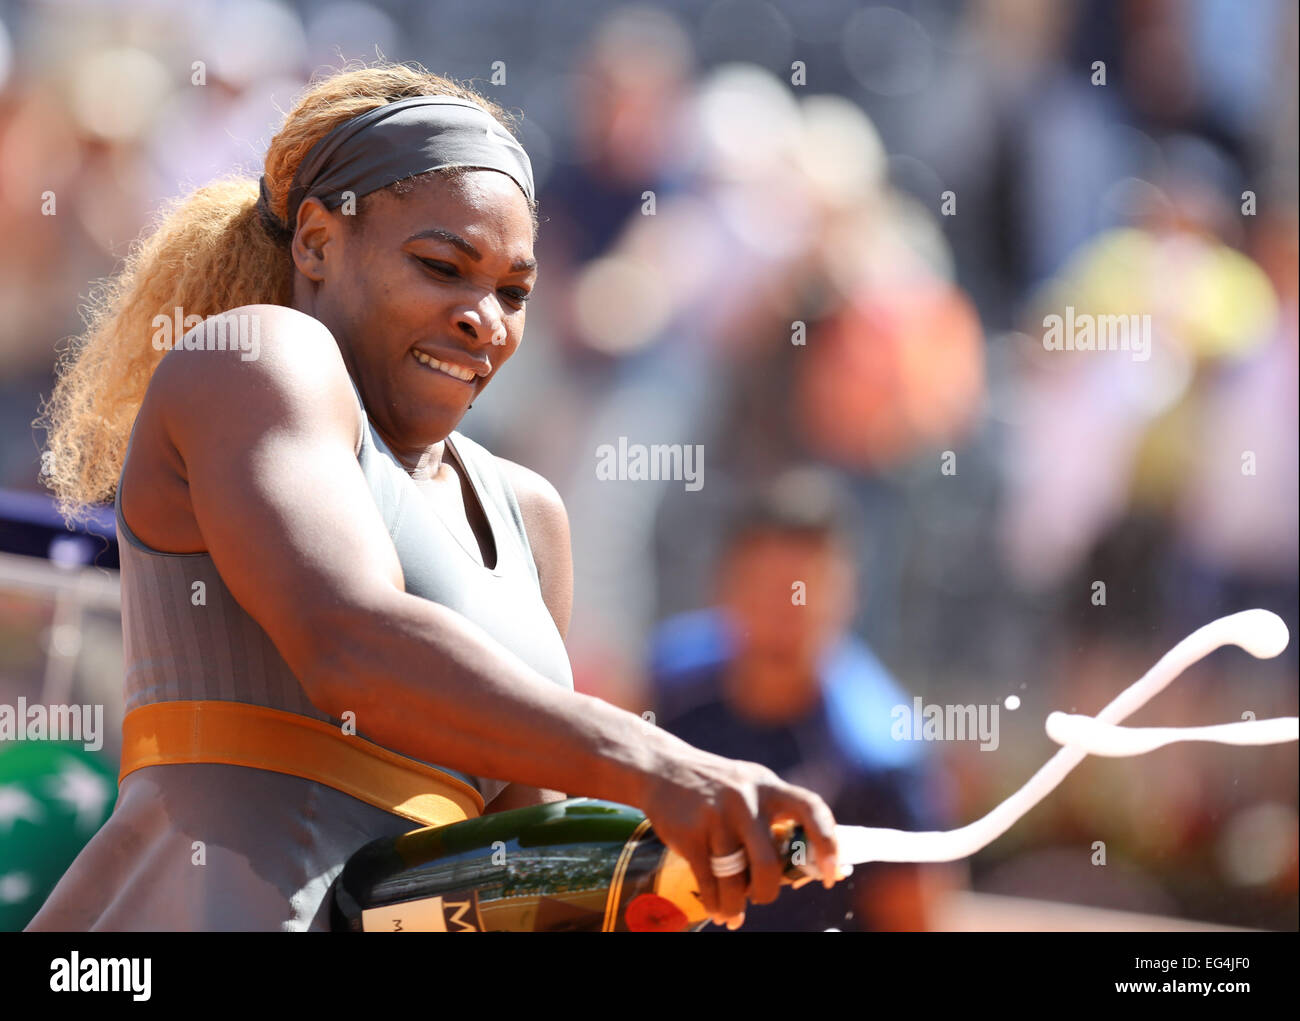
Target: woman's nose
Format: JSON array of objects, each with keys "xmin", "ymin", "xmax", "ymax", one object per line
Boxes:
[{"xmin": 454, "ymin": 298, "xmax": 507, "ymax": 347}]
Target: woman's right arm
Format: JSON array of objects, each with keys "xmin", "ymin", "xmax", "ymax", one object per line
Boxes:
[{"xmin": 148, "ymin": 304, "xmax": 841, "ymax": 923}]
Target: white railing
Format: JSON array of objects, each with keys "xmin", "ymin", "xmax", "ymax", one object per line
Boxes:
[{"xmin": 0, "ymin": 551, "xmax": 121, "ymax": 705}]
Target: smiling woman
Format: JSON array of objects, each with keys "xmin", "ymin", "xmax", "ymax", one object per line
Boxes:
[{"xmin": 29, "ymin": 61, "xmax": 846, "ymax": 931}]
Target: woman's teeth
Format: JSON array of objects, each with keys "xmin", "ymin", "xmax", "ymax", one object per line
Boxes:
[{"xmin": 412, "ymin": 349, "xmax": 476, "ymax": 382}]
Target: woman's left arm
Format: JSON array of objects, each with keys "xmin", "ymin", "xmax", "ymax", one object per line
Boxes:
[{"xmin": 483, "ymin": 458, "xmax": 574, "ymax": 814}]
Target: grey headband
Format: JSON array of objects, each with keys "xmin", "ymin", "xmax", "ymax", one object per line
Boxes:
[{"xmin": 257, "ymin": 95, "xmax": 534, "ymax": 241}]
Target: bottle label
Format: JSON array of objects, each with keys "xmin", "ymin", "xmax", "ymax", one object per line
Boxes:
[
  {"xmin": 361, "ymin": 889, "xmax": 485, "ymax": 932},
  {"xmin": 652, "ymin": 849, "xmax": 709, "ymax": 927},
  {"xmin": 624, "ymin": 893, "xmax": 690, "ymax": 932},
  {"xmin": 600, "ymin": 817, "xmax": 654, "ymax": 931},
  {"xmin": 602, "ymin": 839, "xmax": 710, "ymax": 931}
]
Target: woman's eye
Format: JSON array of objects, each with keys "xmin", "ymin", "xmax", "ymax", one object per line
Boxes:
[
  {"xmin": 418, "ymin": 258, "xmax": 459, "ymax": 277},
  {"xmin": 418, "ymin": 257, "xmax": 530, "ymax": 308}
]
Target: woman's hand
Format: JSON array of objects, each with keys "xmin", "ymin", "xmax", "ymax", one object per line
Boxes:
[{"xmin": 635, "ymin": 740, "xmax": 843, "ymax": 928}]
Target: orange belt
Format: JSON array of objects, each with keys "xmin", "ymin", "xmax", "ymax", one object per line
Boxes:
[{"xmin": 119, "ymin": 700, "xmax": 484, "ymax": 827}]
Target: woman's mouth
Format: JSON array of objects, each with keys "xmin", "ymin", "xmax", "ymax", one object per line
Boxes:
[{"xmin": 411, "ymin": 349, "xmax": 477, "ymax": 383}]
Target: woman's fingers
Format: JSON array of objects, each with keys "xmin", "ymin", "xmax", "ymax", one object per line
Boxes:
[
  {"xmin": 680, "ymin": 842, "xmax": 721, "ymax": 920},
  {"xmin": 766, "ymin": 787, "xmax": 841, "ymax": 889},
  {"xmin": 735, "ymin": 808, "xmax": 785, "ymax": 906},
  {"xmin": 710, "ymin": 827, "xmax": 750, "ymax": 924}
]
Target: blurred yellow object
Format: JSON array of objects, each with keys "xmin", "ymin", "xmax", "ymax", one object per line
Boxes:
[{"xmin": 1040, "ymin": 228, "xmax": 1278, "ymax": 361}]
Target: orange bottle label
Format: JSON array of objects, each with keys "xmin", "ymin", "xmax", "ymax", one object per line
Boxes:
[
  {"xmin": 652, "ymin": 849, "xmax": 712, "ymax": 928},
  {"xmin": 624, "ymin": 893, "xmax": 689, "ymax": 932}
]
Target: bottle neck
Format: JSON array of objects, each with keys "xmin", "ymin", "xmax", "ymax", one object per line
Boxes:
[{"xmin": 652, "ymin": 820, "xmax": 816, "ymax": 928}]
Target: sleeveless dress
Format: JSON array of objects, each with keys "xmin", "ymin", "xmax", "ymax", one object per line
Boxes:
[{"xmin": 26, "ymin": 376, "xmax": 573, "ymax": 931}]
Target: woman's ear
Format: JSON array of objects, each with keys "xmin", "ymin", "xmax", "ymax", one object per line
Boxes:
[{"xmin": 291, "ymin": 197, "xmax": 338, "ymax": 283}]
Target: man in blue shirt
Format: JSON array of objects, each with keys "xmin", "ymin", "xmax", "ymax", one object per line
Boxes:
[{"xmin": 650, "ymin": 468, "xmax": 955, "ymax": 931}]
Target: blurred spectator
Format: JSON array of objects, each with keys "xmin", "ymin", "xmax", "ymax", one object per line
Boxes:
[
  {"xmin": 649, "ymin": 467, "xmax": 957, "ymax": 931},
  {"xmin": 1000, "ymin": 135, "xmax": 1281, "ymax": 594}
]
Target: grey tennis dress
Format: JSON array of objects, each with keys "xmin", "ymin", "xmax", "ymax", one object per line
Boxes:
[{"xmin": 26, "ymin": 377, "xmax": 574, "ymax": 931}]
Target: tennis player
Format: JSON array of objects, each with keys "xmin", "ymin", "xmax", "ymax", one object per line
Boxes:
[{"xmin": 28, "ymin": 63, "xmax": 843, "ymax": 931}]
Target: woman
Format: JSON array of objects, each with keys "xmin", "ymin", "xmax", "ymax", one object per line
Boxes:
[{"xmin": 30, "ymin": 63, "xmax": 842, "ymax": 931}]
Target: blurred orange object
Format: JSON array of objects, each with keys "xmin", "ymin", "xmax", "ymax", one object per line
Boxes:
[{"xmin": 796, "ymin": 279, "xmax": 984, "ymax": 470}]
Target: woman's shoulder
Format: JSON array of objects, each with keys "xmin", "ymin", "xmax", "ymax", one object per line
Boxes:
[
  {"xmin": 483, "ymin": 446, "xmax": 566, "ymax": 527},
  {"xmin": 146, "ymin": 304, "xmax": 362, "ymax": 452},
  {"xmin": 451, "ymin": 436, "xmax": 571, "ymax": 632},
  {"xmin": 150, "ymin": 305, "xmax": 349, "ymax": 404},
  {"xmin": 446, "ymin": 434, "xmax": 564, "ymax": 530},
  {"xmin": 186, "ymin": 303, "xmax": 339, "ymax": 360},
  {"xmin": 154, "ymin": 303, "xmax": 335, "ymax": 364}
]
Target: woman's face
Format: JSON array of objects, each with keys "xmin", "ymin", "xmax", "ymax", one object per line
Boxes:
[{"xmin": 293, "ymin": 168, "xmax": 536, "ymax": 461}]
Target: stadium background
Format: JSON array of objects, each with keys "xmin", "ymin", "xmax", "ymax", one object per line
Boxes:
[{"xmin": 0, "ymin": 0, "xmax": 1295, "ymax": 931}]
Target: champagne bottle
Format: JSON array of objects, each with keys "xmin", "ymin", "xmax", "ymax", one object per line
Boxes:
[{"xmin": 330, "ymin": 797, "xmax": 825, "ymax": 932}]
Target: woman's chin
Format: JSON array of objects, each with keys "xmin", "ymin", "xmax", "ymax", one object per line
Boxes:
[
  {"xmin": 419, "ymin": 410, "xmax": 468, "ymax": 440},
  {"xmin": 379, "ymin": 405, "xmax": 463, "ymax": 449}
]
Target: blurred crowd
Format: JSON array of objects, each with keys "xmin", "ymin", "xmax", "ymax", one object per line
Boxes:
[{"xmin": 0, "ymin": 0, "xmax": 1295, "ymax": 930}]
